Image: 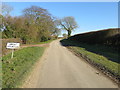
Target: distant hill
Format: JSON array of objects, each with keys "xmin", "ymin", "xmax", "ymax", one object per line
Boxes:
[{"xmin": 68, "ymin": 28, "xmax": 120, "ymax": 47}]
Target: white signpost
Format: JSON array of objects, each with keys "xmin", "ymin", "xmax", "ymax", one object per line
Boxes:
[{"xmin": 6, "ymin": 43, "xmax": 20, "ymax": 58}]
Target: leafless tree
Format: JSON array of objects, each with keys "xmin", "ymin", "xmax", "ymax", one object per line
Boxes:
[
  {"xmin": 2, "ymin": 4, "xmax": 13, "ymax": 17},
  {"xmin": 58, "ymin": 16, "xmax": 78, "ymax": 37}
]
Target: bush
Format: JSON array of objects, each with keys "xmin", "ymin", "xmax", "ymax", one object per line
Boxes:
[{"xmin": 41, "ymin": 36, "xmax": 48, "ymax": 42}]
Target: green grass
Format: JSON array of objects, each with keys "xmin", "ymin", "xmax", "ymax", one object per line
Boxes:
[
  {"xmin": 71, "ymin": 47, "xmax": 119, "ymax": 75},
  {"xmin": 2, "ymin": 47, "xmax": 45, "ymax": 88},
  {"xmin": 22, "ymin": 39, "xmax": 55, "ymax": 46},
  {"xmin": 60, "ymin": 39, "xmax": 120, "ymax": 76}
]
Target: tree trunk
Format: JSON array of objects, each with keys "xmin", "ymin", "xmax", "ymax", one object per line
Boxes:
[{"xmin": 68, "ymin": 30, "xmax": 71, "ymax": 38}]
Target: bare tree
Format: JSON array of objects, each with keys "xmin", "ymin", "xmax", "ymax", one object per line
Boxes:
[
  {"xmin": 63, "ymin": 33, "xmax": 67, "ymax": 38},
  {"xmin": 1, "ymin": 4, "xmax": 13, "ymax": 33},
  {"xmin": 2, "ymin": 4, "xmax": 13, "ymax": 17},
  {"xmin": 58, "ymin": 16, "xmax": 78, "ymax": 37}
]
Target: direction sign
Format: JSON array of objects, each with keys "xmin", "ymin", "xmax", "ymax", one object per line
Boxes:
[{"xmin": 6, "ymin": 43, "xmax": 20, "ymax": 49}]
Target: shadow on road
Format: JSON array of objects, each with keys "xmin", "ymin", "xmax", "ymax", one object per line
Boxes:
[{"xmin": 60, "ymin": 39, "xmax": 119, "ymax": 64}]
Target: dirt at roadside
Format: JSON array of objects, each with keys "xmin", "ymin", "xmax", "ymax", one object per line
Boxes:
[
  {"xmin": 21, "ymin": 40, "xmax": 118, "ymax": 88},
  {"xmin": 67, "ymin": 46, "xmax": 120, "ymax": 87},
  {"xmin": 21, "ymin": 45, "xmax": 49, "ymax": 88}
]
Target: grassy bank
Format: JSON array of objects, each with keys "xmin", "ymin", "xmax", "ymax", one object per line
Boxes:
[
  {"xmin": 68, "ymin": 28, "xmax": 120, "ymax": 47},
  {"xmin": 60, "ymin": 39, "xmax": 120, "ymax": 80},
  {"xmin": 2, "ymin": 47, "xmax": 45, "ymax": 88}
]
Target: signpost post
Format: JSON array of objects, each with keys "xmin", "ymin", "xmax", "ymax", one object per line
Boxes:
[
  {"xmin": 11, "ymin": 49, "xmax": 14, "ymax": 59},
  {"xmin": 6, "ymin": 43, "xmax": 20, "ymax": 59}
]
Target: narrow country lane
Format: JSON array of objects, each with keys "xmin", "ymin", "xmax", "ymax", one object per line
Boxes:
[{"xmin": 22, "ymin": 39, "xmax": 118, "ymax": 88}]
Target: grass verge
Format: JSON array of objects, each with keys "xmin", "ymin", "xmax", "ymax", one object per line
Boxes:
[
  {"xmin": 22, "ymin": 39, "xmax": 55, "ymax": 46},
  {"xmin": 60, "ymin": 39, "xmax": 120, "ymax": 82},
  {"xmin": 2, "ymin": 47, "xmax": 45, "ymax": 88}
]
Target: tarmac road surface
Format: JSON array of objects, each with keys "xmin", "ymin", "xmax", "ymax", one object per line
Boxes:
[{"xmin": 22, "ymin": 39, "xmax": 118, "ymax": 88}]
